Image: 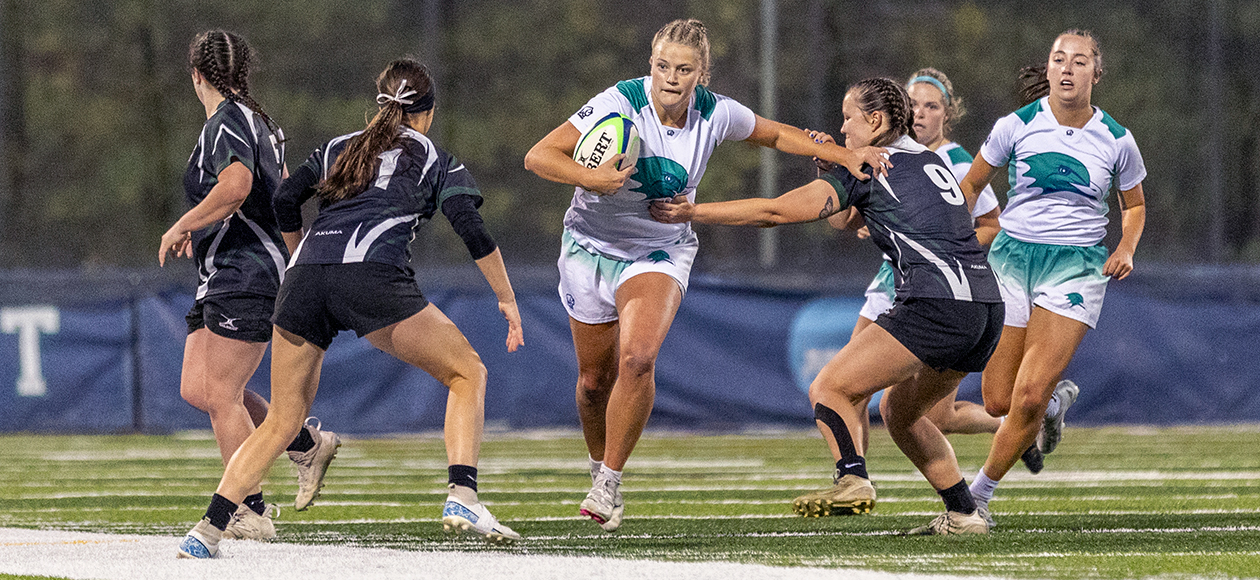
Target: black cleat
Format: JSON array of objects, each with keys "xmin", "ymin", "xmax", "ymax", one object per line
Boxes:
[{"xmin": 1020, "ymin": 444, "xmax": 1044, "ymax": 474}]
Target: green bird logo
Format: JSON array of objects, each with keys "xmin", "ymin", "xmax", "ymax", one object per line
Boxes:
[
  {"xmin": 628, "ymin": 157, "xmax": 688, "ymax": 201},
  {"xmin": 1067, "ymin": 292, "xmax": 1086, "ymax": 308},
  {"xmin": 647, "ymin": 250, "xmax": 674, "ymax": 265},
  {"xmin": 1023, "ymin": 152, "xmax": 1093, "ymax": 199}
]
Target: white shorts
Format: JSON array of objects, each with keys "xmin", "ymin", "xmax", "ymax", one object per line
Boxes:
[
  {"xmin": 989, "ymin": 230, "xmax": 1110, "ymax": 328},
  {"xmin": 557, "ymin": 229, "xmax": 698, "ymax": 324},
  {"xmin": 858, "ymin": 261, "xmax": 896, "ymax": 322}
]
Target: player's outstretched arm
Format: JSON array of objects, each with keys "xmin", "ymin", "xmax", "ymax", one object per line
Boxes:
[
  {"xmin": 650, "ymin": 180, "xmax": 841, "ymax": 227},
  {"xmin": 473, "ymin": 248, "xmax": 524, "ymax": 352},
  {"xmin": 742, "ymin": 116, "xmax": 890, "ymax": 180},
  {"xmin": 524, "ymin": 122, "xmax": 629, "ymax": 195}
]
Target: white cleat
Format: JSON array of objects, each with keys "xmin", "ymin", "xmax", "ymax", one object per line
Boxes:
[
  {"xmin": 222, "ymin": 503, "xmax": 278, "ymax": 541},
  {"xmin": 176, "ymin": 518, "xmax": 221, "ymax": 559},
  {"xmin": 290, "ymin": 417, "xmax": 341, "ymax": 511},
  {"xmin": 579, "ymin": 472, "xmax": 624, "ymax": 532},
  {"xmin": 904, "ymin": 510, "xmax": 990, "ymax": 536},
  {"xmin": 442, "ymin": 495, "xmax": 522, "ymax": 543},
  {"xmin": 1039, "ymin": 380, "xmax": 1080, "ymax": 455}
]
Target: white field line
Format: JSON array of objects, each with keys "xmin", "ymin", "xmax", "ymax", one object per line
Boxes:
[{"xmin": 0, "ymin": 527, "xmax": 978, "ymax": 580}]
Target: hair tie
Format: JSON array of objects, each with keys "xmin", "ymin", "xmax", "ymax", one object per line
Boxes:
[
  {"xmin": 376, "ymin": 79, "xmax": 419, "ymax": 107},
  {"xmin": 908, "ymin": 76, "xmax": 951, "ymax": 104},
  {"xmin": 375, "ymin": 79, "xmax": 435, "ymax": 114}
]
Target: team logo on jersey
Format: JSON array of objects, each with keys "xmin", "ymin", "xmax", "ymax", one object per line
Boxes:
[
  {"xmin": 1066, "ymin": 292, "xmax": 1086, "ymax": 308},
  {"xmin": 628, "ymin": 157, "xmax": 688, "ymax": 200},
  {"xmin": 647, "ymin": 250, "xmax": 674, "ymax": 265},
  {"xmin": 577, "ymin": 106, "xmax": 594, "ymax": 119},
  {"xmin": 1023, "ymin": 152, "xmax": 1093, "ymax": 198}
]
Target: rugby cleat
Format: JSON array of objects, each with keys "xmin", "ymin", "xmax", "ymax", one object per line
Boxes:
[
  {"xmin": 222, "ymin": 503, "xmax": 278, "ymax": 541},
  {"xmin": 1038, "ymin": 380, "xmax": 1080, "ymax": 455},
  {"xmin": 975, "ymin": 503, "xmax": 996, "ymax": 530},
  {"xmin": 792, "ymin": 472, "xmax": 876, "ymax": 517},
  {"xmin": 176, "ymin": 518, "xmax": 221, "ymax": 559},
  {"xmin": 442, "ymin": 495, "xmax": 521, "ymax": 543},
  {"xmin": 290, "ymin": 416, "xmax": 341, "ymax": 511},
  {"xmin": 579, "ymin": 471, "xmax": 625, "ymax": 532},
  {"xmin": 904, "ymin": 510, "xmax": 990, "ymax": 536},
  {"xmin": 1020, "ymin": 444, "xmax": 1044, "ymax": 474}
]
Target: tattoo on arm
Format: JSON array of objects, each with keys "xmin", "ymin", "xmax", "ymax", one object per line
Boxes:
[{"xmin": 818, "ymin": 195, "xmax": 838, "ymax": 220}]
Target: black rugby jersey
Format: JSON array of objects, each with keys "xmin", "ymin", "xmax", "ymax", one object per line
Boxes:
[
  {"xmin": 822, "ymin": 136, "xmax": 1001, "ymax": 303},
  {"xmin": 285, "ymin": 127, "xmax": 482, "ymax": 268},
  {"xmin": 182, "ymin": 100, "xmax": 289, "ymax": 299}
]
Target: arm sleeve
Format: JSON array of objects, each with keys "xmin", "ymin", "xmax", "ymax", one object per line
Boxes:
[
  {"xmin": 441, "ymin": 194, "xmax": 496, "ymax": 260},
  {"xmin": 1115, "ymin": 133, "xmax": 1147, "ymax": 191},
  {"xmin": 819, "ymin": 166, "xmax": 864, "ymax": 211},
  {"xmin": 978, "ymin": 114, "xmax": 1019, "ymax": 169},
  {"xmin": 274, "ymin": 160, "xmax": 321, "ymax": 233}
]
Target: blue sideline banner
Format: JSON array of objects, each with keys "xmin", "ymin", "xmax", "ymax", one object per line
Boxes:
[{"xmin": 3, "ymin": 267, "xmax": 1260, "ymax": 433}]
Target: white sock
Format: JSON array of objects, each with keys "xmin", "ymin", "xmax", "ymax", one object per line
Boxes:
[
  {"xmin": 969, "ymin": 468, "xmax": 999, "ymax": 506},
  {"xmin": 1044, "ymin": 395, "xmax": 1061, "ymax": 418},
  {"xmin": 598, "ymin": 464, "xmax": 623, "ymax": 484},
  {"xmin": 588, "ymin": 456, "xmax": 603, "ymax": 475}
]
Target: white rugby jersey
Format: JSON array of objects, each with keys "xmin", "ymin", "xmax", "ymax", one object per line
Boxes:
[
  {"xmin": 934, "ymin": 142, "xmax": 999, "ymax": 219},
  {"xmin": 564, "ymin": 77, "xmax": 757, "ymax": 260},
  {"xmin": 979, "ymin": 96, "xmax": 1146, "ymax": 246}
]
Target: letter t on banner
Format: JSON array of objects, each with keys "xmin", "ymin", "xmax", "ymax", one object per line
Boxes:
[{"xmin": 1, "ymin": 306, "xmax": 60, "ymax": 397}]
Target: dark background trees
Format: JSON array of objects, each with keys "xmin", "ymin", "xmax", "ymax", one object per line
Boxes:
[{"xmin": 0, "ymin": 0, "xmax": 1253, "ymax": 278}]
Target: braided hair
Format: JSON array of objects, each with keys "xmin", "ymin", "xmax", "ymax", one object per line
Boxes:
[
  {"xmin": 318, "ymin": 59, "xmax": 434, "ymax": 203},
  {"xmin": 847, "ymin": 78, "xmax": 916, "ymax": 147},
  {"xmin": 1019, "ymin": 29, "xmax": 1104, "ymax": 106},
  {"xmin": 188, "ymin": 30, "xmax": 278, "ymax": 133},
  {"xmin": 652, "ymin": 19, "xmax": 712, "ymax": 86}
]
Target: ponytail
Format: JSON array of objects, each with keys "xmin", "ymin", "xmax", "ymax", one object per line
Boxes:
[{"xmin": 318, "ymin": 59, "xmax": 435, "ymax": 203}]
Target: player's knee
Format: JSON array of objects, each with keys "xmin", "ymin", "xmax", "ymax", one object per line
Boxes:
[
  {"xmin": 984, "ymin": 399, "xmax": 1009, "ymax": 417},
  {"xmin": 618, "ymin": 349, "xmax": 657, "ymax": 380},
  {"xmin": 1009, "ymin": 391, "xmax": 1047, "ymax": 423},
  {"xmin": 576, "ymin": 368, "xmax": 616, "ymax": 398},
  {"xmin": 450, "ymin": 358, "xmax": 488, "ymax": 391}
]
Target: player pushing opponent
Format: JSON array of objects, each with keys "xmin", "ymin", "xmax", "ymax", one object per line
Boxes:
[{"xmin": 525, "ymin": 18, "xmax": 889, "ymax": 532}]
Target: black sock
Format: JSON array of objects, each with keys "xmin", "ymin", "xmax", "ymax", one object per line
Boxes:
[
  {"xmin": 286, "ymin": 426, "xmax": 315, "ymax": 453},
  {"xmin": 243, "ymin": 492, "xmax": 266, "ymax": 516},
  {"xmin": 205, "ymin": 494, "xmax": 238, "ymax": 531},
  {"xmin": 814, "ymin": 403, "xmax": 868, "ymax": 479},
  {"xmin": 938, "ymin": 479, "xmax": 976, "ymax": 515},
  {"xmin": 448, "ymin": 464, "xmax": 478, "ymax": 492},
  {"xmin": 833, "ymin": 456, "xmax": 869, "ymax": 479}
]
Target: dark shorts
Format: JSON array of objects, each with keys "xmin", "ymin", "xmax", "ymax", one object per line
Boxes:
[
  {"xmin": 186, "ymin": 293, "xmax": 275, "ymax": 343},
  {"xmin": 272, "ymin": 262, "xmax": 430, "ymax": 350},
  {"xmin": 875, "ymin": 297, "xmax": 1004, "ymax": 373}
]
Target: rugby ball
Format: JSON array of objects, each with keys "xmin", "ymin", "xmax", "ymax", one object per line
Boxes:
[{"xmin": 573, "ymin": 112, "xmax": 640, "ymax": 171}]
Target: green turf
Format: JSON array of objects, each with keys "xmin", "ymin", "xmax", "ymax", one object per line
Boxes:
[{"xmin": 3, "ymin": 426, "xmax": 1260, "ymax": 578}]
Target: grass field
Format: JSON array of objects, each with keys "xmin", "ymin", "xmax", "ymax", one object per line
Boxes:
[{"xmin": 2, "ymin": 425, "xmax": 1259, "ymax": 579}]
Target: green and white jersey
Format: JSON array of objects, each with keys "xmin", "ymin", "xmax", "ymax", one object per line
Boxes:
[
  {"xmin": 979, "ymin": 96, "xmax": 1146, "ymax": 246},
  {"xmin": 935, "ymin": 142, "xmax": 999, "ymax": 218},
  {"xmin": 564, "ymin": 77, "xmax": 757, "ymax": 260}
]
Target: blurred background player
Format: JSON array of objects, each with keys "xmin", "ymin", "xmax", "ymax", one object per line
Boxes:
[
  {"xmin": 652, "ymin": 77, "xmax": 1003, "ymax": 535},
  {"xmin": 958, "ymin": 30, "xmax": 1147, "ymax": 528},
  {"xmin": 158, "ymin": 29, "xmax": 338, "ymax": 543},
  {"xmin": 524, "ymin": 18, "xmax": 889, "ymax": 532}
]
